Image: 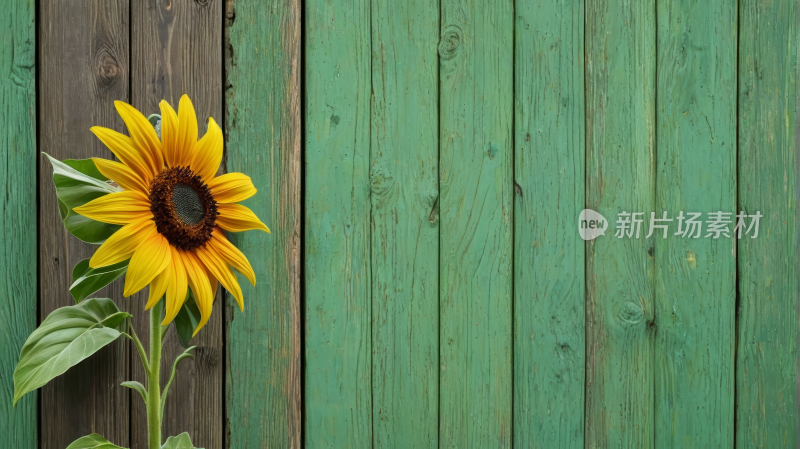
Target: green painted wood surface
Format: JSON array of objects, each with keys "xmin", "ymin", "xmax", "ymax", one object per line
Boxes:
[
  {"xmin": 438, "ymin": 1, "xmax": 514, "ymax": 447},
  {"xmin": 737, "ymin": 0, "xmax": 797, "ymax": 446},
  {"xmin": 225, "ymin": 0, "xmax": 302, "ymax": 447},
  {"xmin": 513, "ymin": 1, "xmax": 585, "ymax": 447},
  {"xmin": 0, "ymin": 0, "xmax": 36, "ymax": 446},
  {"xmin": 305, "ymin": 0, "xmax": 373, "ymax": 446},
  {"xmin": 654, "ymin": 1, "xmax": 737, "ymax": 446},
  {"xmin": 585, "ymin": 0, "xmax": 656, "ymax": 447},
  {"xmin": 370, "ymin": 1, "xmax": 439, "ymax": 447}
]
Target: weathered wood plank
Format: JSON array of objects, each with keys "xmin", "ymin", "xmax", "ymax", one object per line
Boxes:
[
  {"xmin": 38, "ymin": 2, "xmax": 131, "ymax": 447},
  {"xmin": 370, "ymin": 0, "xmax": 439, "ymax": 447},
  {"xmin": 304, "ymin": 0, "xmax": 372, "ymax": 446},
  {"xmin": 585, "ymin": 0, "xmax": 656, "ymax": 447},
  {"xmin": 0, "ymin": 0, "xmax": 36, "ymax": 446},
  {"xmin": 737, "ymin": 0, "xmax": 797, "ymax": 446},
  {"xmin": 653, "ymin": 1, "xmax": 737, "ymax": 446},
  {"xmin": 224, "ymin": 0, "xmax": 302, "ymax": 447},
  {"xmin": 438, "ymin": 1, "xmax": 514, "ymax": 447},
  {"xmin": 131, "ymin": 1, "xmax": 223, "ymax": 447},
  {"xmin": 513, "ymin": 1, "xmax": 585, "ymax": 447}
]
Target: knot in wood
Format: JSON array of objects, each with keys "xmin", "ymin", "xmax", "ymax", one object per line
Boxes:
[
  {"xmin": 96, "ymin": 50, "xmax": 120, "ymax": 85},
  {"xmin": 438, "ymin": 25, "xmax": 463, "ymax": 60},
  {"xmin": 617, "ymin": 302, "xmax": 644, "ymax": 325}
]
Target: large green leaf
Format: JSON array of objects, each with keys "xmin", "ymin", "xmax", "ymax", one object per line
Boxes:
[
  {"xmin": 162, "ymin": 433, "xmax": 202, "ymax": 449},
  {"xmin": 13, "ymin": 298, "xmax": 130, "ymax": 404},
  {"xmin": 70, "ymin": 258, "xmax": 129, "ymax": 303},
  {"xmin": 44, "ymin": 153, "xmax": 123, "ymax": 244},
  {"xmin": 66, "ymin": 434, "xmax": 127, "ymax": 449},
  {"xmin": 173, "ymin": 290, "xmax": 201, "ymax": 348}
]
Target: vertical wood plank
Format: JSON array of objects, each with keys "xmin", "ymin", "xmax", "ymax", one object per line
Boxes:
[
  {"xmin": 737, "ymin": 0, "xmax": 797, "ymax": 446},
  {"xmin": 131, "ymin": 1, "xmax": 223, "ymax": 447},
  {"xmin": 585, "ymin": 0, "xmax": 656, "ymax": 447},
  {"xmin": 654, "ymin": 1, "xmax": 737, "ymax": 446},
  {"xmin": 370, "ymin": 0, "xmax": 439, "ymax": 447},
  {"xmin": 38, "ymin": 2, "xmax": 131, "ymax": 447},
  {"xmin": 224, "ymin": 0, "xmax": 302, "ymax": 447},
  {"xmin": 438, "ymin": 1, "xmax": 514, "ymax": 447},
  {"xmin": 304, "ymin": 0, "xmax": 372, "ymax": 446},
  {"xmin": 0, "ymin": 0, "xmax": 36, "ymax": 446},
  {"xmin": 513, "ymin": 0, "xmax": 585, "ymax": 446}
]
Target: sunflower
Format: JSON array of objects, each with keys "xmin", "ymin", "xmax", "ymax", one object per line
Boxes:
[{"xmin": 73, "ymin": 95, "xmax": 269, "ymax": 335}]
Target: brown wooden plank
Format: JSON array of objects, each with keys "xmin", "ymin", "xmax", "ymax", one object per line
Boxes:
[
  {"xmin": 223, "ymin": 0, "xmax": 302, "ymax": 447},
  {"xmin": 38, "ymin": 1, "xmax": 131, "ymax": 448},
  {"xmin": 130, "ymin": 1, "xmax": 223, "ymax": 447}
]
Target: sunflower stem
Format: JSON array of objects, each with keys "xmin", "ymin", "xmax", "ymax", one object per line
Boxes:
[{"xmin": 147, "ymin": 300, "xmax": 163, "ymax": 449}]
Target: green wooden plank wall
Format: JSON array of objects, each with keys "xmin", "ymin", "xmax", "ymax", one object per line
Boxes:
[
  {"xmin": 0, "ymin": 0, "xmax": 36, "ymax": 446},
  {"xmin": 1, "ymin": 0, "xmax": 799, "ymax": 447}
]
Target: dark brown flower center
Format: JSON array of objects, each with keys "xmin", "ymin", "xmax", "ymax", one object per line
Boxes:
[{"xmin": 149, "ymin": 166, "xmax": 217, "ymax": 250}]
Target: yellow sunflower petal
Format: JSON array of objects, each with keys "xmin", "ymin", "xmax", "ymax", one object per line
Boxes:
[
  {"xmin": 92, "ymin": 158, "xmax": 149, "ymax": 194},
  {"xmin": 90, "ymin": 126, "xmax": 153, "ymax": 183},
  {"xmin": 209, "ymin": 228, "xmax": 256, "ymax": 285},
  {"xmin": 207, "ymin": 173, "xmax": 257, "ymax": 204},
  {"xmin": 162, "ymin": 246, "xmax": 188, "ymax": 325},
  {"xmin": 146, "ymin": 268, "xmax": 169, "ymax": 310},
  {"xmin": 90, "ymin": 218, "xmax": 156, "ymax": 268},
  {"xmin": 191, "ymin": 117, "xmax": 223, "ymax": 182},
  {"xmin": 123, "ymin": 232, "xmax": 171, "ymax": 297},
  {"xmin": 177, "ymin": 95, "xmax": 199, "ymax": 161},
  {"xmin": 195, "ymin": 243, "xmax": 244, "ymax": 311},
  {"xmin": 115, "ymin": 101, "xmax": 164, "ymax": 176},
  {"xmin": 216, "ymin": 203, "xmax": 270, "ymax": 233},
  {"xmin": 159, "ymin": 100, "xmax": 183, "ymax": 167},
  {"xmin": 182, "ymin": 250, "xmax": 214, "ymax": 335},
  {"xmin": 74, "ymin": 191, "xmax": 152, "ymax": 225}
]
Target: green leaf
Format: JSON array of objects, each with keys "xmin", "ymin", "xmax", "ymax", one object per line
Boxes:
[
  {"xmin": 43, "ymin": 152, "xmax": 123, "ymax": 244},
  {"xmin": 13, "ymin": 298, "xmax": 131, "ymax": 405},
  {"xmin": 66, "ymin": 433, "xmax": 127, "ymax": 449},
  {"xmin": 161, "ymin": 433, "xmax": 202, "ymax": 449},
  {"xmin": 121, "ymin": 380, "xmax": 147, "ymax": 403},
  {"xmin": 70, "ymin": 258, "xmax": 129, "ymax": 303},
  {"xmin": 173, "ymin": 290, "xmax": 201, "ymax": 348},
  {"xmin": 161, "ymin": 346, "xmax": 195, "ymax": 417}
]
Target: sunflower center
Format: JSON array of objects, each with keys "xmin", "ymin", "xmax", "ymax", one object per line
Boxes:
[
  {"xmin": 149, "ymin": 167, "xmax": 217, "ymax": 250},
  {"xmin": 172, "ymin": 184, "xmax": 205, "ymax": 225}
]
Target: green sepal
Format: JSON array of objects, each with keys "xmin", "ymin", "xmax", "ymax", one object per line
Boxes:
[
  {"xmin": 43, "ymin": 153, "xmax": 122, "ymax": 244},
  {"xmin": 173, "ymin": 290, "xmax": 201, "ymax": 348},
  {"xmin": 66, "ymin": 433, "xmax": 127, "ymax": 449},
  {"xmin": 121, "ymin": 380, "xmax": 147, "ymax": 404},
  {"xmin": 70, "ymin": 258, "xmax": 129, "ymax": 303},
  {"xmin": 13, "ymin": 298, "xmax": 131, "ymax": 405},
  {"xmin": 162, "ymin": 433, "xmax": 202, "ymax": 449}
]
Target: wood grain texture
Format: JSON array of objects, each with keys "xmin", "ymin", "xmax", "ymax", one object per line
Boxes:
[
  {"xmin": 131, "ymin": 1, "xmax": 223, "ymax": 446},
  {"xmin": 224, "ymin": 0, "xmax": 302, "ymax": 447},
  {"xmin": 654, "ymin": 1, "xmax": 737, "ymax": 446},
  {"xmin": 370, "ymin": 0, "xmax": 439, "ymax": 447},
  {"xmin": 304, "ymin": 0, "xmax": 373, "ymax": 446},
  {"xmin": 585, "ymin": 0, "xmax": 655, "ymax": 447},
  {"xmin": 438, "ymin": 1, "xmax": 514, "ymax": 447},
  {"xmin": 38, "ymin": 2, "xmax": 131, "ymax": 447},
  {"xmin": 737, "ymin": 0, "xmax": 797, "ymax": 446},
  {"xmin": 0, "ymin": 0, "xmax": 36, "ymax": 446},
  {"xmin": 513, "ymin": 1, "xmax": 585, "ymax": 447}
]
